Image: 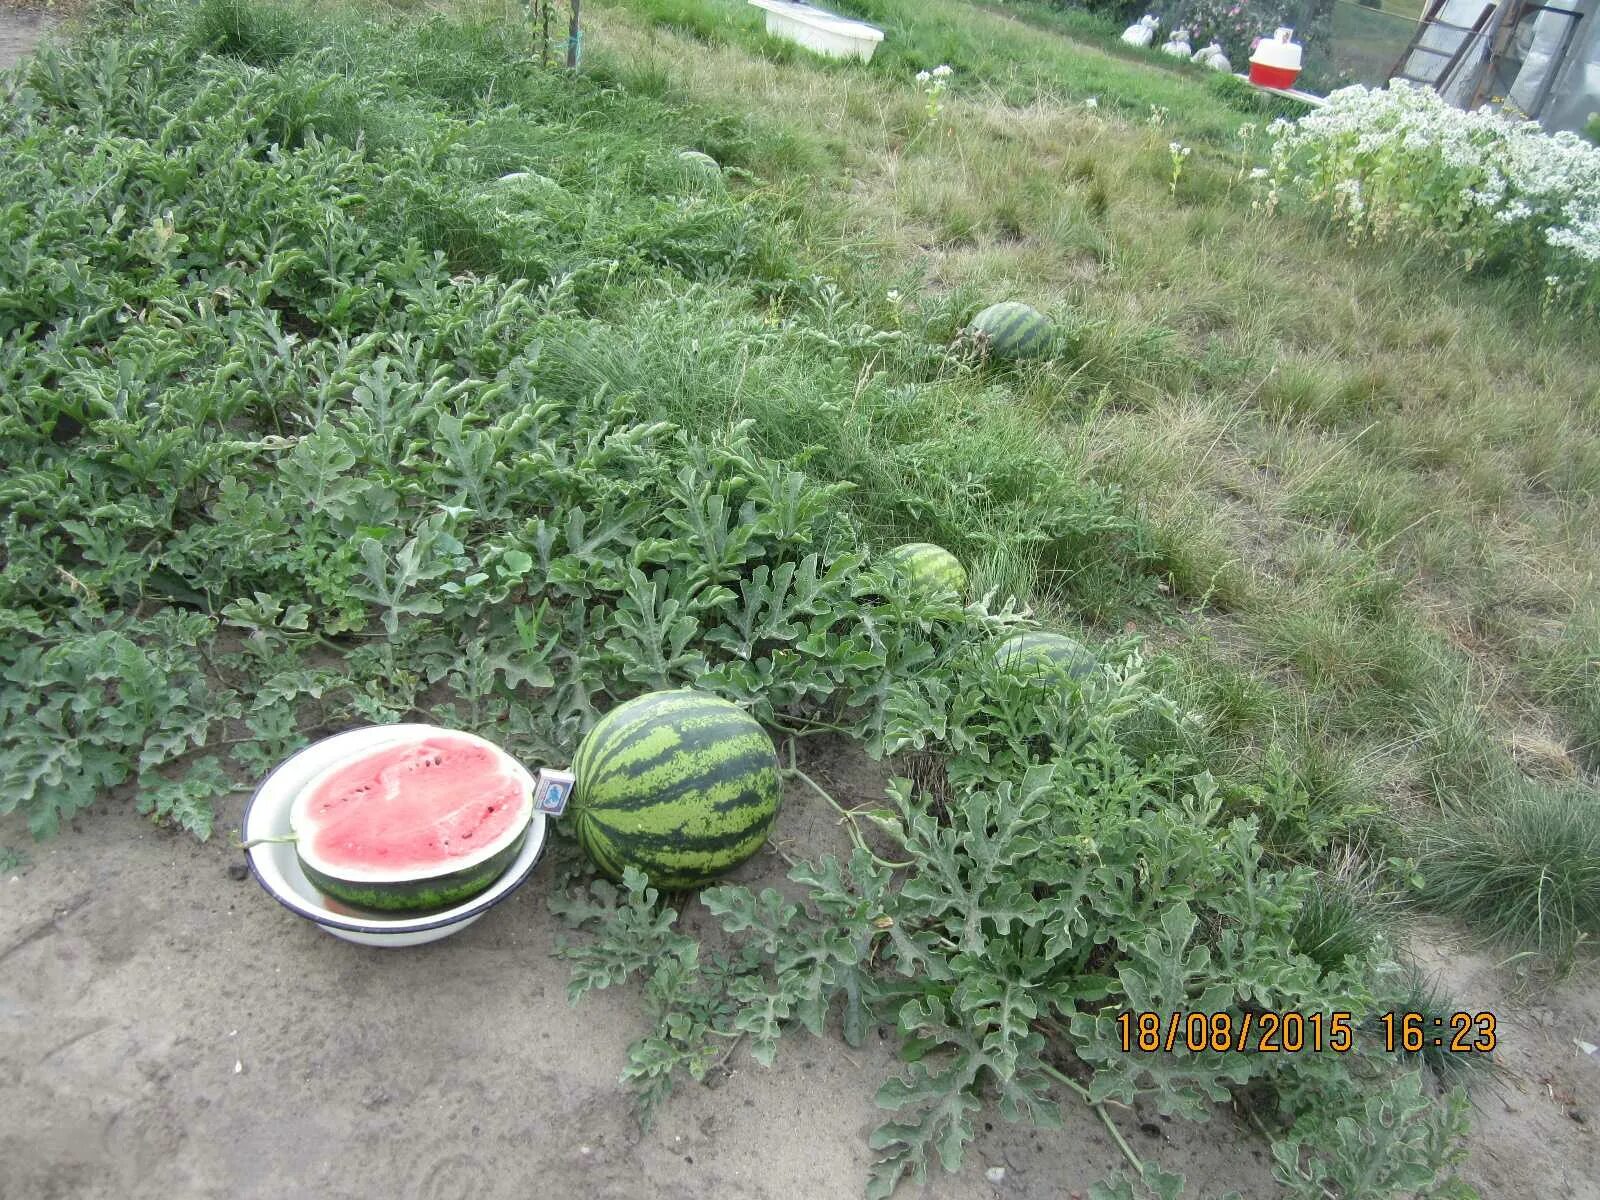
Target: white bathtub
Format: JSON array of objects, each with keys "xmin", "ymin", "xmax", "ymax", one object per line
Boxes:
[{"xmin": 747, "ymin": 0, "xmax": 885, "ymax": 62}]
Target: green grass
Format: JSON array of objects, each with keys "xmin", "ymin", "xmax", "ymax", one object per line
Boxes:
[
  {"xmin": 613, "ymin": 0, "xmax": 1258, "ymax": 139},
  {"xmin": 1420, "ymin": 782, "xmax": 1600, "ymax": 973}
]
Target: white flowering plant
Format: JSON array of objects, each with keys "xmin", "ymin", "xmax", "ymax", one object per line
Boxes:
[
  {"xmin": 1169, "ymin": 139, "xmax": 1193, "ymax": 196},
  {"xmin": 915, "ymin": 63, "xmax": 953, "ymax": 120},
  {"xmin": 1263, "ymin": 82, "xmax": 1600, "ymax": 310}
]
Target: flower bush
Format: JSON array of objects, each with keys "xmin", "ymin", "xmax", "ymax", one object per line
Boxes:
[{"xmin": 1263, "ymin": 82, "xmax": 1600, "ymax": 310}]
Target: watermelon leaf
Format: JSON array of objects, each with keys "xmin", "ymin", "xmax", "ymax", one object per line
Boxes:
[
  {"xmin": 350, "ymin": 514, "xmax": 464, "ymax": 635},
  {"xmin": 606, "ymin": 567, "xmax": 707, "ymax": 689}
]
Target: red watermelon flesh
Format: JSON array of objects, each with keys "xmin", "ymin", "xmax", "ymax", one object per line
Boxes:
[{"xmin": 295, "ymin": 735, "xmax": 527, "ymax": 877}]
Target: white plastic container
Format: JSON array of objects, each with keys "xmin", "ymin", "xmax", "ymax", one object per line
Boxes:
[
  {"xmin": 747, "ymin": 0, "xmax": 885, "ymax": 62},
  {"xmin": 1249, "ymin": 27, "xmax": 1303, "ymax": 90}
]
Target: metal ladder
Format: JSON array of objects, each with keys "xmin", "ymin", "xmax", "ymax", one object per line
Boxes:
[{"xmin": 1387, "ymin": 0, "xmax": 1498, "ymax": 86}]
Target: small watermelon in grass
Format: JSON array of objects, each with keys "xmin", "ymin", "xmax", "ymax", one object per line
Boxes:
[
  {"xmin": 493, "ymin": 170, "xmax": 564, "ymax": 195},
  {"xmin": 882, "ymin": 542, "xmax": 967, "ymax": 600},
  {"xmin": 677, "ymin": 149, "xmax": 724, "ymax": 187},
  {"xmin": 570, "ymin": 690, "xmax": 779, "ymax": 890},
  {"xmin": 968, "ymin": 301, "xmax": 1054, "ymax": 360},
  {"xmin": 289, "ymin": 731, "xmax": 534, "ymax": 912},
  {"xmin": 994, "ymin": 631, "xmax": 1097, "ymax": 680}
]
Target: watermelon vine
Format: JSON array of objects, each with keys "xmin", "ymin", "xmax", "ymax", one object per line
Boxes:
[
  {"xmin": 554, "ymin": 642, "xmax": 1475, "ymax": 1199},
  {"xmin": 0, "ymin": 4, "xmax": 1477, "ymax": 1198}
]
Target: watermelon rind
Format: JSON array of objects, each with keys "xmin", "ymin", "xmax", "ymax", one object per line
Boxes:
[
  {"xmin": 298, "ymin": 827, "xmax": 529, "ymax": 912},
  {"xmin": 571, "ymin": 690, "xmax": 780, "ymax": 890},
  {"xmin": 882, "ymin": 542, "xmax": 967, "ymax": 600},
  {"xmin": 994, "ymin": 631, "xmax": 1097, "ymax": 680},
  {"xmin": 968, "ymin": 301, "xmax": 1054, "ymax": 359},
  {"xmin": 289, "ymin": 730, "xmax": 534, "ymax": 913}
]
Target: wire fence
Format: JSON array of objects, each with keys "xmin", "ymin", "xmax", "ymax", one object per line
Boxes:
[
  {"xmin": 1273, "ymin": 0, "xmax": 1421, "ymax": 89},
  {"xmin": 1326, "ymin": 0, "xmax": 1420, "ymax": 85}
]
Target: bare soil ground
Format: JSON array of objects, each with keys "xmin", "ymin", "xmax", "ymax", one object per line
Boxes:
[
  {"xmin": 2, "ymin": 744, "xmax": 1595, "ymax": 1199},
  {"xmin": 1409, "ymin": 922, "xmax": 1600, "ymax": 1198},
  {"xmin": 0, "ymin": 3, "xmax": 49, "ymax": 71}
]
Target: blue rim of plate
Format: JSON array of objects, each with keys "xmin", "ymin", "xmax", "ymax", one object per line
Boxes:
[{"xmin": 241, "ymin": 732, "xmax": 548, "ymax": 936}]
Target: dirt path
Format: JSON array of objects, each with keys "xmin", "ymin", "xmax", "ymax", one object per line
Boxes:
[{"xmin": 0, "ymin": 4, "xmax": 49, "ymax": 71}]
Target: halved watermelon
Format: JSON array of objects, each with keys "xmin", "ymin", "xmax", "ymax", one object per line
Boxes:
[{"xmin": 289, "ymin": 731, "xmax": 534, "ymax": 912}]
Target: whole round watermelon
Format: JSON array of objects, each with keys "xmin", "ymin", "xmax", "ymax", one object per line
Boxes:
[
  {"xmin": 968, "ymin": 302, "xmax": 1054, "ymax": 360},
  {"xmin": 677, "ymin": 149, "xmax": 724, "ymax": 187},
  {"xmin": 493, "ymin": 170, "xmax": 564, "ymax": 194},
  {"xmin": 883, "ymin": 542, "xmax": 967, "ymax": 600},
  {"xmin": 570, "ymin": 690, "xmax": 779, "ymax": 889},
  {"xmin": 994, "ymin": 631, "xmax": 1097, "ymax": 679}
]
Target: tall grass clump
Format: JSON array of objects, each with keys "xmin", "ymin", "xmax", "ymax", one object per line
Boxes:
[
  {"xmin": 1374, "ymin": 966, "xmax": 1495, "ymax": 1089},
  {"xmin": 1288, "ymin": 876, "xmax": 1384, "ymax": 976},
  {"xmin": 1420, "ymin": 781, "xmax": 1600, "ymax": 973}
]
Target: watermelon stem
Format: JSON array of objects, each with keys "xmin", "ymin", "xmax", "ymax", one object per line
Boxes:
[
  {"xmin": 1036, "ymin": 1060, "xmax": 1149, "ymax": 1181},
  {"xmin": 233, "ymin": 833, "xmax": 298, "ymax": 849},
  {"xmin": 782, "ymin": 745, "xmax": 911, "ymax": 871}
]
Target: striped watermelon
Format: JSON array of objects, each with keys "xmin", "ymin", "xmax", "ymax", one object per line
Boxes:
[
  {"xmin": 570, "ymin": 690, "xmax": 780, "ymax": 889},
  {"xmin": 994, "ymin": 631, "xmax": 1097, "ymax": 679},
  {"xmin": 883, "ymin": 542, "xmax": 967, "ymax": 600},
  {"xmin": 968, "ymin": 302, "xmax": 1054, "ymax": 359}
]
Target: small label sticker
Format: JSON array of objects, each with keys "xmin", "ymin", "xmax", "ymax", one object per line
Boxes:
[{"xmin": 535, "ymin": 768, "xmax": 575, "ymax": 816}]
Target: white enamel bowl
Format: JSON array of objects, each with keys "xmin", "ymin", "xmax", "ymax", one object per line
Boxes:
[{"xmin": 242, "ymin": 724, "xmax": 547, "ymax": 947}]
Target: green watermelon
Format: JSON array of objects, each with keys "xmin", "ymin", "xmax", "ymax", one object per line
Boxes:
[
  {"xmin": 677, "ymin": 149, "xmax": 723, "ymax": 185},
  {"xmin": 570, "ymin": 690, "xmax": 780, "ymax": 889},
  {"xmin": 494, "ymin": 170, "xmax": 563, "ymax": 194},
  {"xmin": 883, "ymin": 542, "xmax": 967, "ymax": 600},
  {"xmin": 968, "ymin": 302, "xmax": 1054, "ymax": 359},
  {"xmin": 994, "ymin": 631, "xmax": 1097, "ymax": 679},
  {"xmin": 289, "ymin": 731, "xmax": 533, "ymax": 912}
]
